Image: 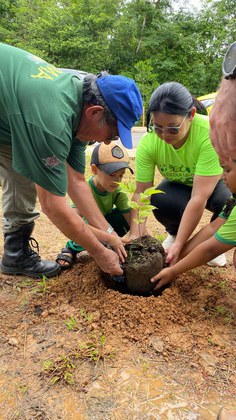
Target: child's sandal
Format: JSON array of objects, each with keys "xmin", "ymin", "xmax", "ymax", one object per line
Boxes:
[{"xmin": 55, "ymin": 247, "xmax": 77, "ymax": 270}]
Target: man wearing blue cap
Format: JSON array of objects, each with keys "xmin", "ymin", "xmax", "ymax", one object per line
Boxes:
[{"xmin": 0, "ymin": 43, "xmax": 142, "ymax": 279}]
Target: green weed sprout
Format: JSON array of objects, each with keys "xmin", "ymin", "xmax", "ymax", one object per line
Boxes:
[
  {"xmin": 42, "ymin": 334, "xmax": 114, "ymax": 385},
  {"xmin": 79, "ymin": 308, "xmax": 93, "ymax": 324},
  {"xmin": 118, "ymin": 181, "xmax": 163, "ymax": 242},
  {"xmin": 43, "ymin": 356, "xmax": 75, "ymax": 385},
  {"xmin": 65, "ymin": 316, "xmax": 79, "ymax": 331},
  {"xmin": 32, "ymin": 274, "xmax": 48, "ymax": 295}
]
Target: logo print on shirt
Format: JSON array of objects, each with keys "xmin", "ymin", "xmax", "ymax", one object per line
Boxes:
[
  {"xmin": 31, "ymin": 65, "xmax": 63, "ymax": 80},
  {"xmin": 42, "ymin": 156, "xmax": 62, "ymax": 169}
]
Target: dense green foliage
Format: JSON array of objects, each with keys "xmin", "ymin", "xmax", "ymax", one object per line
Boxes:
[{"xmin": 1, "ymin": 0, "xmax": 235, "ymax": 108}]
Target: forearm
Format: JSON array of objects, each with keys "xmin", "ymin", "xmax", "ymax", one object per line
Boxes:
[
  {"xmin": 89, "ymin": 225, "xmax": 113, "ymax": 243},
  {"xmin": 216, "ymin": 78, "xmax": 236, "ymax": 115},
  {"xmin": 171, "ymin": 241, "xmax": 221, "ymax": 277},
  {"xmin": 67, "ymin": 171, "xmax": 109, "ymax": 231},
  {"xmin": 175, "ymin": 196, "xmax": 206, "ymax": 248},
  {"xmin": 180, "ymin": 223, "xmax": 216, "ymax": 258},
  {"xmin": 123, "ymin": 212, "xmax": 131, "ymax": 227},
  {"xmin": 180, "ymin": 215, "xmax": 225, "ymax": 258},
  {"xmin": 210, "ymin": 78, "xmax": 236, "ymax": 160},
  {"xmin": 36, "ymin": 186, "xmax": 107, "ymax": 256},
  {"xmin": 152, "ymin": 235, "xmax": 231, "ymax": 289}
]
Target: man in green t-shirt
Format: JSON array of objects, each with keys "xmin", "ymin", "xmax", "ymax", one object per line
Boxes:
[{"xmin": 0, "ymin": 43, "xmax": 142, "ymax": 279}]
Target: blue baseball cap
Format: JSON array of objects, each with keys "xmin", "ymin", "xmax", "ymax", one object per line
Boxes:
[{"xmin": 96, "ymin": 75, "xmax": 143, "ymax": 149}]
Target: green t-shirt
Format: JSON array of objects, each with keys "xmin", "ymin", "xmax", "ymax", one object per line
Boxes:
[
  {"xmin": 0, "ymin": 43, "xmax": 86, "ymax": 196},
  {"xmin": 136, "ymin": 113, "xmax": 222, "ymax": 186},
  {"xmin": 88, "ymin": 177, "xmax": 130, "ymax": 215},
  {"xmin": 215, "ymin": 198, "xmax": 236, "ymax": 246}
]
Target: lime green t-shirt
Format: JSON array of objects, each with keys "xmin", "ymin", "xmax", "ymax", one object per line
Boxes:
[
  {"xmin": 215, "ymin": 198, "xmax": 236, "ymax": 246},
  {"xmin": 0, "ymin": 43, "xmax": 86, "ymax": 196},
  {"xmin": 88, "ymin": 177, "xmax": 130, "ymax": 215},
  {"xmin": 136, "ymin": 113, "xmax": 222, "ymax": 186}
]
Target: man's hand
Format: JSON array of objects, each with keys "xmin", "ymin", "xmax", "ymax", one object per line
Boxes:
[{"xmin": 94, "ymin": 247, "xmax": 123, "ymax": 276}]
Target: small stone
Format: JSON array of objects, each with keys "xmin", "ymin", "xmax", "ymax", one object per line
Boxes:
[
  {"xmin": 8, "ymin": 337, "xmax": 18, "ymax": 346},
  {"xmin": 41, "ymin": 310, "xmax": 49, "ymax": 318},
  {"xmin": 149, "ymin": 336, "xmax": 164, "ymax": 353}
]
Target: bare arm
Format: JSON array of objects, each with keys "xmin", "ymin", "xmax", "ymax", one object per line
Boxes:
[
  {"xmin": 210, "ymin": 78, "xmax": 236, "ymax": 160},
  {"xmin": 129, "ymin": 180, "xmax": 153, "ymax": 239},
  {"xmin": 167, "ymin": 174, "xmax": 221, "ymax": 265},
  {"xmin": 88, "ymin": 225, "xmax": 127, "ymax": 263},
  {"xmin": 180, "ymin": 216, "xmax": 225, "ymax": 257},
  {"xmin": 123, "ymin": 211, "xmax": 131, "ymax": 227},
  {"xmin": 35, "ymin": 185, "xmax": 122, "ymax": 276},
  {"xmin": 152, "ymin": 235, "xmax": 232, "ymax": 291}
]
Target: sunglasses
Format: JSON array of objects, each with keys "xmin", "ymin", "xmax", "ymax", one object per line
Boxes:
[{"xmin": 151, "ymin": 114, "xmax": 188, "ymax": 136}]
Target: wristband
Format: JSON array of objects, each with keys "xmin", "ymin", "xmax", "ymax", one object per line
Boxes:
[{"xmin": 106, "ymin": 224, "xmax": 114, "ymax": 234}]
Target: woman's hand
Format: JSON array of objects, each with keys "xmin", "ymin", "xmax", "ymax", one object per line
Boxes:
[
  {"xmin": 124, "ymin": 228, "xmax": 149, "ymax": 242},
  {"xmin": 165, "ymin": 241, "xmax": 182, "ymax": 266},
  {"xmin": 122, "ymin": 231, "xmax": 140, "ymax": 241},
  {"xmin": 151, "ymin": 267, "xmax": 176, "ymax": 291}
]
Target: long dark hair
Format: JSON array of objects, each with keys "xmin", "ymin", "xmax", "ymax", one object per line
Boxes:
[{"xmin": 147, "ymin": 82, "xmax": 206, "ymax": 130}]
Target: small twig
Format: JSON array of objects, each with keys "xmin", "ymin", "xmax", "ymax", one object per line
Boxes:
[{"xmin": 23, "ymin": 321, "xmax": 28, "ymax": 360}]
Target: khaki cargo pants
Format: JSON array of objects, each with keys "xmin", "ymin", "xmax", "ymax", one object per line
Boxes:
[{"xmin": 0, "ymin": 146, "xmax": 39, "ymax": 234}]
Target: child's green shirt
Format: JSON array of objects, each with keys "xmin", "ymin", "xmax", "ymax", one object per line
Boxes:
[
  {"xmin": 88, "ymin": 177, "xmax": 130, "ymax": 215},
  {"xmin": 72, "ymin": 176, "xmax": 130, "ymax": 216},
  {"xmin": 215, "ymin": 198, "xmax": 236, "ymax": 246}
]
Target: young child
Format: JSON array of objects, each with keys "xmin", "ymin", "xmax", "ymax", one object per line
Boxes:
[
  {"xmin": 56, "ymin": 142, "xmax": 133, "ymax": 269},
  {"xmin": 151, "ymin": 157, "xmax": 236, "ymax": 291}
]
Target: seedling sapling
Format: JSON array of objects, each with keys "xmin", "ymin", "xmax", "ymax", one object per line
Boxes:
[{"xmin": 118, "ymin": 181, "xmax": 164, "ymax": 244}]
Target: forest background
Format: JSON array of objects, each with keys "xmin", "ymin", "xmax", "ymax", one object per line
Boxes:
[{"xmin": 0, "ymin": 0, "xmax": 235, "ymax": 116}]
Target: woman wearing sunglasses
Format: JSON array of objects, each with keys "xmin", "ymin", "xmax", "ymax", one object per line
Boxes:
[{"xmin": 130, "ymin": 82, "xmax": 231, "ymax": 267}]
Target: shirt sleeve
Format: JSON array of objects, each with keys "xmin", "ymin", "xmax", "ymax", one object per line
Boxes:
[
  {"xmin": 114, "ymin": 188, "xmax": 130, "ymax": 213},
  {"xmin": 135, "ymin": 133, "xmax": 156, "ymax": 183},
  {"xmin": 194, "ymin": 126, "xmax": 222, "ymax": 177},
  {"xmin": 67, "ymin": 137, "xmax": 87, "ymax": 174},
  {"xmin": 214, "ymin": 206, "xmax": 236, "ymax": 245}
]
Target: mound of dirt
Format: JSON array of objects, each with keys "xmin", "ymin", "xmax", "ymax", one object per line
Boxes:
[{"xmin": 30, "ymin": 259, "xmax": 236, "ymax": 356}]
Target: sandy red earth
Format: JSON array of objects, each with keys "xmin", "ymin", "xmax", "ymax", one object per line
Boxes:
[
  {"xmin": 0, "ymin": 159, "xmax": 236, "ymax": 418},
  {"xmin": 0, "ymin": 217, "xmax": 235, "ymax": 418}
]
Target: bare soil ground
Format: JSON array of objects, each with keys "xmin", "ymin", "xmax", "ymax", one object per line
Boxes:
[{"xmin": 0, "ymin": 157, "xmax": 235, "ymax": 419}]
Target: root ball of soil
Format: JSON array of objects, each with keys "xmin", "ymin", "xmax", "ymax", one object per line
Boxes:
[
  {"xmin": 123, "ymin": 235, "xmax": 165, "ymax": 295},
  {"xmin": 102, "ymin": 236, "xmax": 166, "ymax": 296}
]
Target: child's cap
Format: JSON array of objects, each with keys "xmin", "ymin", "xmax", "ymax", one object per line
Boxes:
[
  {"xmin": 91, "ymin": 143, "xmax": 134, "ymax": 175},
  {"xmin": 96, "ymin": 75, "xmax": 142, "ymax": 149}
]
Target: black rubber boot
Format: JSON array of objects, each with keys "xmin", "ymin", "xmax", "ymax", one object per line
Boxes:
[{"xmin": 0, "ymin": 223, "xmax": 60, "ymax": 278}]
